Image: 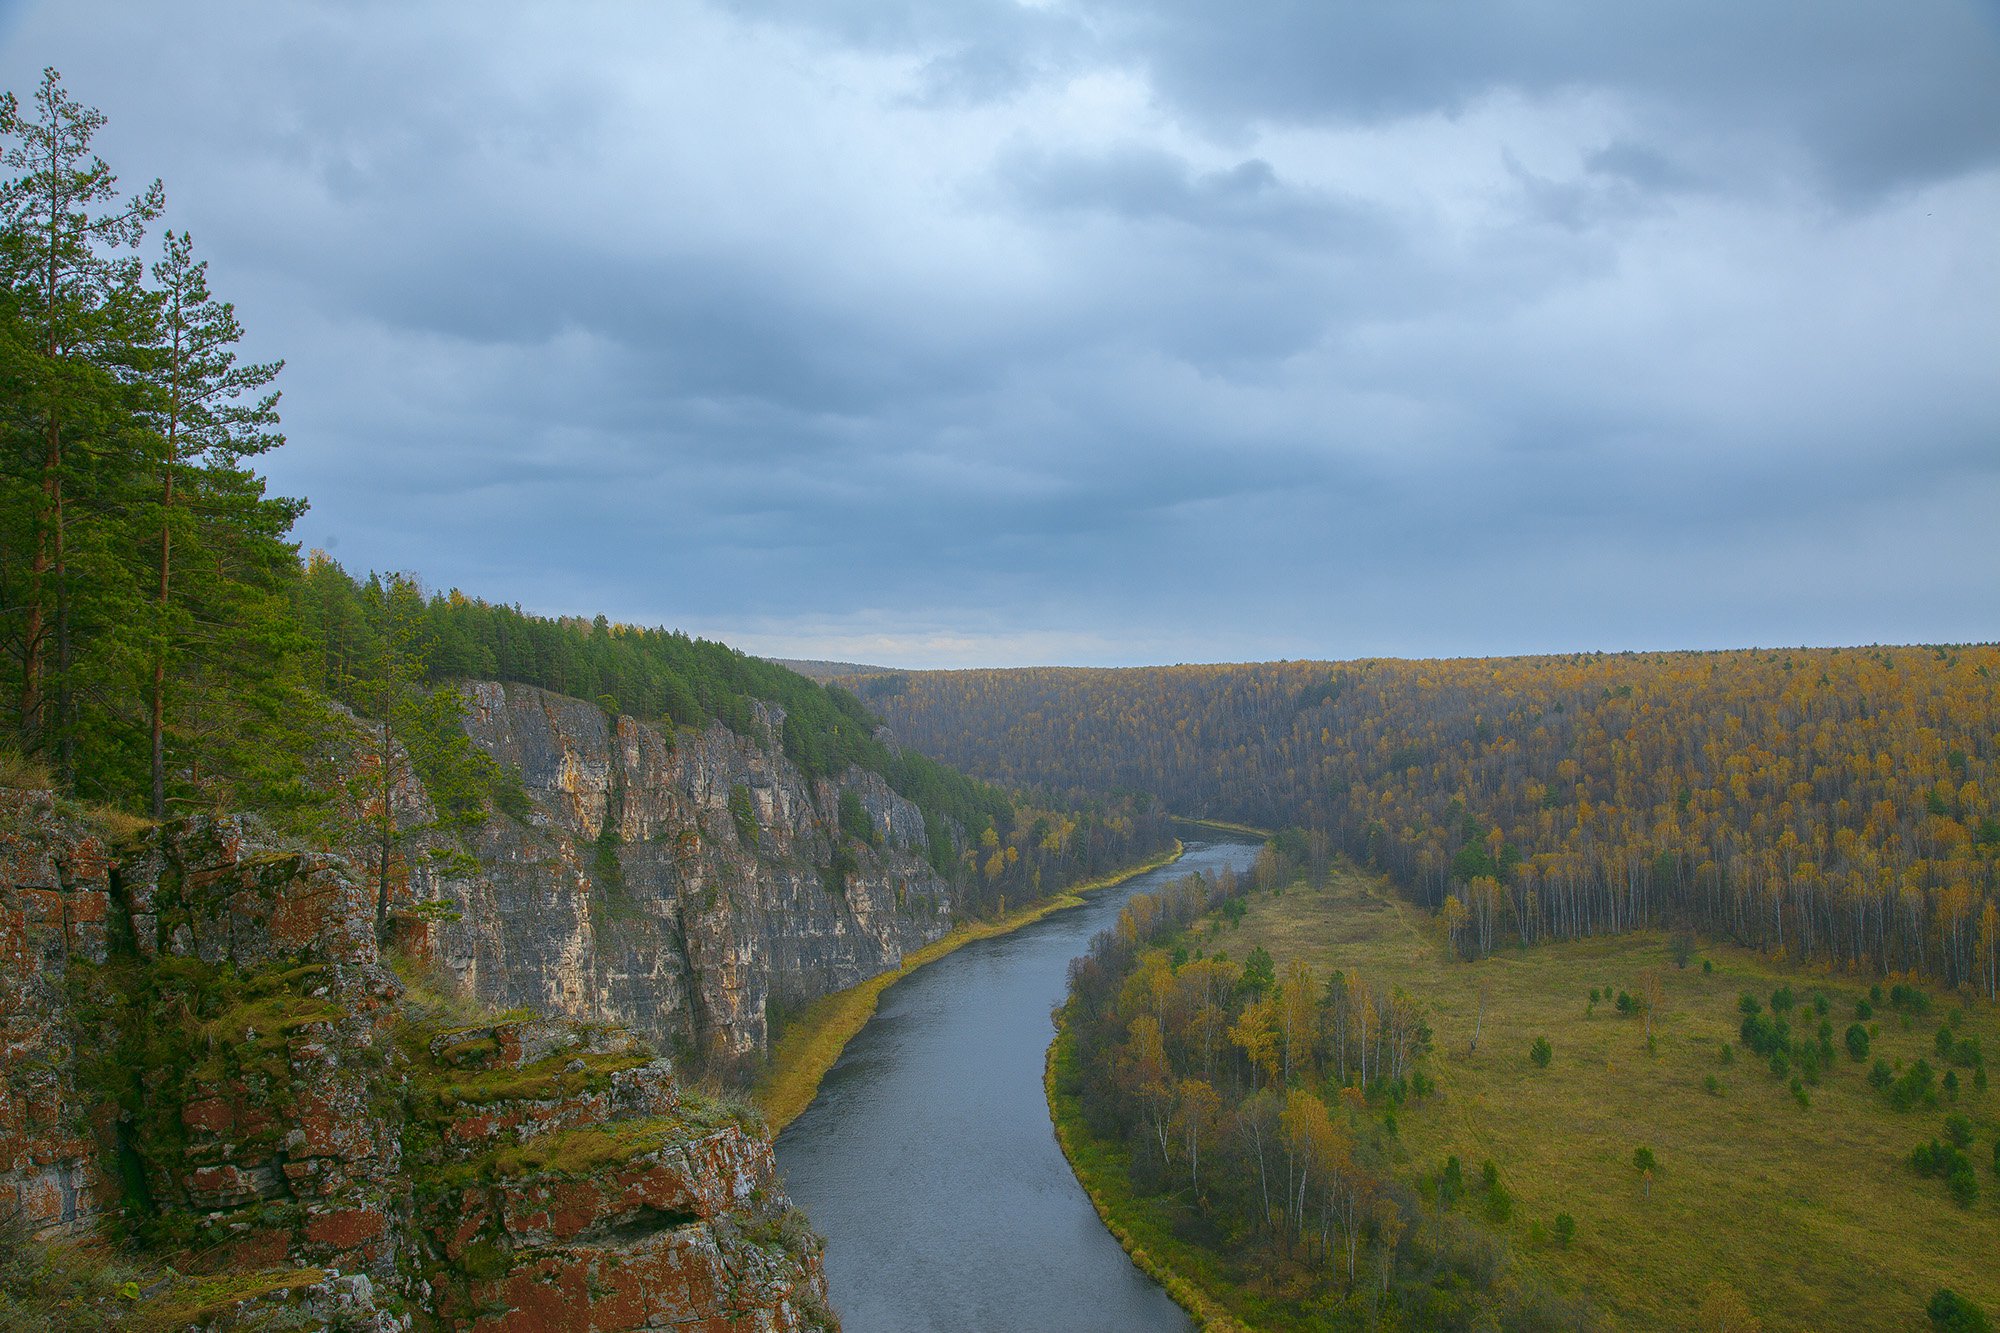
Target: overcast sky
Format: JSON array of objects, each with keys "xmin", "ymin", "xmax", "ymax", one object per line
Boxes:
[{"xmin": 3, "ymin": 2, "xmax": 1995, "ymax": 667}]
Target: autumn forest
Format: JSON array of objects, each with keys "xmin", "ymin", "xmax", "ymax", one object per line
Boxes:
[{"xmin": 861, "ymin": 647, "xmax": 2000, "ymax": 996}]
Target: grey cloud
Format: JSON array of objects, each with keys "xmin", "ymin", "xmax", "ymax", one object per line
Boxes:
[
  {"xmin": 1093, "ymin": 1, "xmax": 2000, "ymax": 201},
  {"xmin": 3, "ymin": 1, "xmax": 1992, "ymax": 668},
  {"xmin": 733, "ymin": 0, "xmax": 2000, "ymax": 203},
  {"xmin": 1585, "ymin": 139, "xmax": 1701, "ymax": 193},
  {"xmin": 996, "ymin": 144, "xmax": 1378, "ymax": 244}
]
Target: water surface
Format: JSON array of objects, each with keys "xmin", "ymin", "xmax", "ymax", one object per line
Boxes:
[{"xmin": 777, "ymin": 837, "xmax": 1262, "ymax": 1332}]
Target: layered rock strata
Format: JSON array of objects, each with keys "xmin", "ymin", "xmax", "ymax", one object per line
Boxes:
[
  {"xmin": 393, "ymin": 683, "xmax": 962, "ymax": 1062},
  {"xmin": 0, "ymin": 790, "xmax": 832, "ymax": 1332}
]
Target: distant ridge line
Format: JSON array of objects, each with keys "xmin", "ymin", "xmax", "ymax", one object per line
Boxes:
[{"xmin": 764, "ymin": 657, "xmax": 895, "ymax": 682}]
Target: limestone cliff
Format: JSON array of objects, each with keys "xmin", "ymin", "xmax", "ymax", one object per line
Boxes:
[
  {"xmin": 388, "ymin": 682, "xmax": 962, "ymax": 1065},
  {"xmin": 0, "ymin": 788, "xmax": 833, "ymax": 1332}
]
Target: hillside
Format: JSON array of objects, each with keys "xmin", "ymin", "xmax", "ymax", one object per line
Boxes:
[
  {"xmin": 858, "ymin": 648, "xmax": 2000, "ymax": 993},
  {"xmin": 1221, "ymin": 863, "xmax": 1999, "ymax": 1330}
]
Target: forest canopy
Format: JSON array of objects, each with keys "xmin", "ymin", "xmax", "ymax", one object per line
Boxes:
[{"xmin": 861, "ymin": 645, "xmax": 2000, "ymax": 993}]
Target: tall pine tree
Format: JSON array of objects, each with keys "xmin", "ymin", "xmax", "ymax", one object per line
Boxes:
[
  {"xmin": 137, "ymin": 228, "xmax": 284, "ymax": 815},
  {"xmin": 0, "ymin": 68, "xmax": 161, "ymax": 778}
]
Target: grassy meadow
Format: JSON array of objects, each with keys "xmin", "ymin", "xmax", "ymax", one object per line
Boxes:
[{"xmin": 1227, "ymin": 866, "xmax": 2000, "ymax": 1331}]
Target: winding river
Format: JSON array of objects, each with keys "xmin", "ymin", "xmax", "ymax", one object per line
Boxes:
[{"xmin": 776, "ymin": 835, "xmax": 1262, "ymax": 1332}]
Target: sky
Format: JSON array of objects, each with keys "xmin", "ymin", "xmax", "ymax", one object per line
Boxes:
[{"xmin": 2, "ymin": 2, "xmax": 1995, "ymax": 668}]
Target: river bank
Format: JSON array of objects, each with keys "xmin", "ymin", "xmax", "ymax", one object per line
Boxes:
[
  {"xmin": 1173, "ymin": 814, "xmax": 1275, "ymax": 839},
  {"xmin": 751, "ymin": 837, "xmax": 1186, "ymax": 1132},
  {"xmin": 1045, "ymin": 1023, "xmax": 1252, "ymax": 1333}
]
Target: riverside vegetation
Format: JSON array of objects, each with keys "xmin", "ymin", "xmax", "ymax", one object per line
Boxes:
[
  {"xmin": 865, "ymin": 649, "xmax": 2000, "ymax": 1325},
  {"xmin": 1055, "ymin": 836, "xmax": 2000, "ymax": 1331}
]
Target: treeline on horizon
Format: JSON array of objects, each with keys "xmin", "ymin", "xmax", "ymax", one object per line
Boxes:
[
  {"xmin": 1057, "ymin": 848, "xmax": 1580, "ymax": 1329},
  {"xmin": 0, "ymin": 69, "xmax": 1166, "ymax": 917},
  {"xmin": 860, "ymin": 644, "xmax": 2000, "ymax": 994}
]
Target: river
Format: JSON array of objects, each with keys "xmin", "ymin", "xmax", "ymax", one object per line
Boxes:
[{"xmin": 775, "ymin": 835, "xmax": 1262, "ymax": 1332}]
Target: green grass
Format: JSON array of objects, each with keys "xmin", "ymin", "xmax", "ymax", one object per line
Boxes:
[
  {"xmin": 419, "ymin": 1048, "xmax": 654, "ymax": 1107},
  {"xmin": 1226, "ymin": 864, "xmax": 2000, "ymax": 1332},
  {"xmin": 0, "ymin": 1226, "xmax": 329, "ymax": 1333}
]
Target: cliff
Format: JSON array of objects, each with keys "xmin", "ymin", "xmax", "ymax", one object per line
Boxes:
[
  {"xmin": 0, "ymin": 787, "xmax": 833, "ymax": 1332},
  {"xmin": 385, "ymin": 682, "xmax": 963, "ymax": 1067}
]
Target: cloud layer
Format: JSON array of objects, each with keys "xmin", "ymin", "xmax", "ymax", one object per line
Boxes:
[{"xmin": 3, "ymin": 1, "xmax": 1994, "ymax": 665}]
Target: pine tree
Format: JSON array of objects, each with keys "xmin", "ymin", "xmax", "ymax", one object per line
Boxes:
[
  {"xmin": 0, "ymin": 68, "xmax": 162, "ymax": 775},
  {"xmin": 136, "ymin": 227, "xmax": 283, "ymax": 815}
]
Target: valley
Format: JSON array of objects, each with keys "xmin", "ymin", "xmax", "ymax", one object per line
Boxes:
[{"xmin": 1221, "ymin": 865, "xmax": 2000, "ymax": 1329}]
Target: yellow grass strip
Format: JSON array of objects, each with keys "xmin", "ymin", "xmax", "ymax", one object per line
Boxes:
[
  {"xmin": 1172, "ymin": 815, "xmax": 1274, "ymax": 839},
  {"xmin": 1046, "ymin": 1024, "xmax": 1252, "ymax": 1333},
  {"xmin": 752, "ymin": 839, "xmax": 1185, "ymax": 1132}
]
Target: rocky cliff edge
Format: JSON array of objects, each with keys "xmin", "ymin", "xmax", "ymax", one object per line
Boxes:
[{"xmin": 0, "ymin": 786, "xmax": 834, "ymax": 1331}]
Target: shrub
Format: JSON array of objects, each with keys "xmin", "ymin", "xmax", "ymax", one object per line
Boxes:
[
  {"xmin": 1912, "ymin": 1138, "xmax": 1971, "ymax": 1178},
  {"xmin": 1530, "ymin": 1036, "xmax": 1552, "ymax": 1068},
  {"xmin": 1741, "ymin": 1013, "xmax": 1790, "ymax": 1058},
  {"xmin": 1439, "ymin": 1155, "xmax": 1464, "ymax": 1206},
  {"xmin": 1739, "ymin": 993, "xmax": 1762, "ymax": 1017},
  {"xmin": 1552, "ymin": 1213, "xmax": 1576, "ymax": 1247},
  {"xmin": 1719, "ymin": 1043, "xmax": 1735, "ymax": 1066},
  {"xmin": 1480, "ymin": 1160, "xmax": 1513, "ymax": 1221},
  {"xmin": 1799, "ymin": 1045, "xmax": 1822, "ymax": 1085},
  {"xmin": 1856, "ymin": 998, "xmax": 1874, "ymax": 1020},
  {"xmin": 1670, "ymin": 931, "xmax": 1695, "ymax": 968},
  {"xmin": 1771, "ymin": 986, "xmax": 1796, "ymax": 1013},
  {"xmin": 837, "ymin": 788, "xmax": 878, "ymax": 846},
  {"xmin": 1890, "ymin": 1060, "xmax": 1941, "ymax": 1112},
  {"xmin": 728, "ymin": 783, "xmax": 759, "ymax": 847},
  {"xmin": 1846, "ymin": 1023, "xmax": 1871, "ymax": 1061},
  {"xmin": 1929, "ymin": 1288, "xmax": 1992, "ymax": 1333}
]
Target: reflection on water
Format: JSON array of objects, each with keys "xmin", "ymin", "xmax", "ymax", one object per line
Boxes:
[{"xmin": 777, "ymin": 838, "xmax": 1262, "ymax": 1333}]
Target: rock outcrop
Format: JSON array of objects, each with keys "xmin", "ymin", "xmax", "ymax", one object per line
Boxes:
[
  {"xmin": 0, "ymin": 787, "xmax": 114, "ymax": 1239},
  {"xmin": 390, "ymin": 683, "xmax": 963, "ymax": 1064},
  {"xmin": 0, "ymin": 788, "xmax": 833, "ymax": 1332}
]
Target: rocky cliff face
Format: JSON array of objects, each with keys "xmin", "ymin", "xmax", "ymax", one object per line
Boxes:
[
  {"xmin": 0, "ymin": 788, "xmax": 833, "ymax": 1332},
  {"xmin": 391, "ymin": 682, "xmax": 961, "ymax": 1065}
]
